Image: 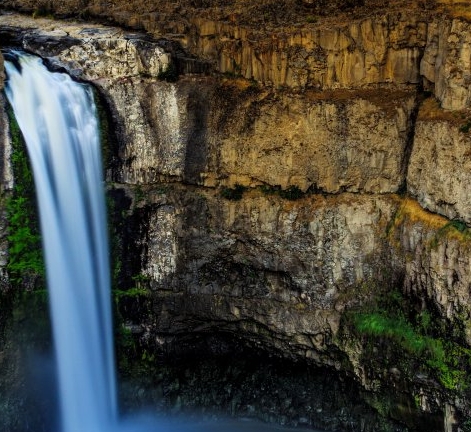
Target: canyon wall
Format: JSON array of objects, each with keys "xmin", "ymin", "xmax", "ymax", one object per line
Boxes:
[{"xmin": 2, "ymin": 4, "xmax": 471, "ymax": 430}]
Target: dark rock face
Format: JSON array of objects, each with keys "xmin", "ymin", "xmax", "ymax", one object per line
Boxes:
[{"xmin": 119, "ymin": 334, "xmax": 410, "ymax": 432}]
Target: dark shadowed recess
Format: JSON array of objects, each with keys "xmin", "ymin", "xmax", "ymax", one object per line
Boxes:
[{"xmin": 118, "ymin": 333, "xmax": 412, "ymax": 432}]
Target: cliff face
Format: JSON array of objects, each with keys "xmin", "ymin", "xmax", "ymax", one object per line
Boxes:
[{"xmin": 2, "ymin": 4, "xmax": 471, "ymax": 430}]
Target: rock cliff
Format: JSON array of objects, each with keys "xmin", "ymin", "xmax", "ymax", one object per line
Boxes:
[{"xmin": 2, "ymin": 2, "xmax": 471, "ymax": 430}]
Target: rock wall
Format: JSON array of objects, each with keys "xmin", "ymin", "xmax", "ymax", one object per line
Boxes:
[
  {"xmin": 421, "ymin": 17, "xmax": 471, "ymax": 110},
  {"xmin": 106, "ymin": 76, "xmax": 418, "ymax": 192},
  {"xmin": 187, "ymin": 14, "xmax": 426, "ymax": 90},
  {"xmin": 408, "ymin": 106, "xmax": 471, "ymax": 225},
  {"xmin": 2, "ymin": 7, "xmax": 471, "ymax": 431},
  {"xmin": 128, "ymin": 189, "xmax": 399, "ymax": 354}
]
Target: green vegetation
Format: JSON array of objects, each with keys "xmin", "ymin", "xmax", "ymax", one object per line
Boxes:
[
  {"xmin": 279, "ymin": 185, "xmax": 304, "ymax": 200},
  {"xmin": 352, "ymin": 312, "xmax": 470, "ymax": 390},
  {"xmin": 0, "ymin": 102, "xmax": 50, "ymax": 359},
  {"xmin": 306, "ymin": 15, "xmax": 318, "ymax": 23},
  {"xmin": 447, "ymin": 219, "xmax": 469, "ymax": 233},
  {"xmin": 459, "ymin": 121, "xmax": 471, "ymax": 133},
  {"xmin": 31, "ymin": 2, "xmax": 55, "ymax": 19},
  {"xmin": 220, "ymin": 183, "xmax": 247, "ymax": 200},
  {"xmin": 346, "ymin": 290, "xmax": 471, "ymax": 392},
  {"xmin": 220, "ymin": 184, "xmax": 307, "ymax": 201},
  {"xmin": 112, "ymin": 270, "xmax": 152, "ymax": 375},
  {"xmin": 463, "ymin": 419, "xmax": 471, "ymax": 432},
  {"xmin": 260, "ymin": 184, "xmax": 305, "ymax": 200},
  {"xmin": 430, "ymin": 218, "xmax": 471, "ymax": 248},
  {"xmin": 113, "ymin": 274, "xmax": 151, "ymax": 304},
  {"xmin": 219, "ymin": 183, "xmax": 308, "ymax": 202},
  {"xmin": 113, "ymin": 286, "xmax": 150, "ymax": 302},
  {"xmin": 5, "ymin": 105, "xmax": 44, "ymax": 286}
]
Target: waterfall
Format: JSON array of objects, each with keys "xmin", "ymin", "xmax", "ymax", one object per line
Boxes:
[
  {"xmin": 4, "ymin": 51, "xmax": 118, "ymax": 432},
  {"xmin": 3, "ymin": 50, "xmax": 322, "ymax": 432}
]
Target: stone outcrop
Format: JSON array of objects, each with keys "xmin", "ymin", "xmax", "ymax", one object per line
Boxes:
[
  {"xmin": 186, "ymin": 14, "xmax": 426, "ymax": 90},
  {"xmin": 0, "ymin": 14, "xmax": 171, "ymax": 80},
  {"xmin": 407, "ymin": 98, "xmax": 471, "ymax": 224},
  {"xmin": 203, "ymin": 88, "xmax": 416, "ymax": 193},
  {"xmin": 0, "ymin": 0, "xmax": 430, "ymax": 90},
  {"xmin": 3, "ymin": 6, "xmax": 471, "ymax": 431},
  {"xmin": 421, "ymin": 17, "xmax": 471, "ymax": 110},
  {"xmin": 130, "ymin": 189, "xmax": 398, "ymax": 355},
  {"xmin": 399, "ymin": 204, "xmax": 471, "ymax": 340},
  {"xmin": 116, "ymin": 185, "xmax": 471, "ymax": 430},
  {"xmin": 106, "ymin": 76, "xmax": 417, "ymax": 192}
]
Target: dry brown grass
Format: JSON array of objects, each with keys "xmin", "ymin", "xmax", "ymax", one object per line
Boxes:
[
  {"xmin": 305, "ymin": 88, "xmax": 417, "ymax": 117},
  {"xmin": 396, "ymin": 198, "xmax": 448, "ymax": 229},
  {"xmin": 390, "ymin": 197, "xmax": 471, "ymax": 248},
  {"xmin": 437, "ymin": 0, "xmax": 471, "ymax": 20},
  {"xmin": 417, "ymin": 97, "xmax": 468, "ymax": 124},
  {"xmin": 220, "ymin": 77, "xmax": 255, "ymax": 91}
]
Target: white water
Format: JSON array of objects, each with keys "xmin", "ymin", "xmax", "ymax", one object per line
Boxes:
[
  {"xmin": 5, "ymin": 52, "xmax": 118, "ymax": 432},
  {"xmin": 4, "ymin": 51, "xmax": 323, "ymax": 432}
]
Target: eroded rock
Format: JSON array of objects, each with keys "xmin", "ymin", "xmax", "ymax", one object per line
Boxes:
[
  {"xmin": 421, "ymin": 18, "xmax": 471, "ymax": 110},
  {"xmin": 407, "ymin": 98, "xmax": 471, "ymax": 224}
]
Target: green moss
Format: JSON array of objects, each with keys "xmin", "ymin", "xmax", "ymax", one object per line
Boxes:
[
  {"xmin": 259, "ymin": 184, "xmax": 306, "ymax": 200},
  {"xmin": 347, "ymin": 290, "xmax": 471, "ymax": 392},
  {"xmin": 445, "ymin": 219, "xmax": 469, "ymax": 234},
  {"xmin": 430, "ymin": 218, "xmax": 471, "ymax": 248},
  {"xmin": 259, "ymin": 184, "xmax": 279, "ymax": 195},
  {"xmin": 220, "ymin": 184, "xmax": 246, "ymax": 201},
  {"xmin": 1, "ymin": 101, "xmax": 51, "ymax": 359},
  {"xmin": 32, "ymin": 4, "xmax": 55, "ymax": 19},
  {"xmin": 459, "ymin": 121, "xmax": 471, "ymax": 133},
  {"xmin": 5, "ymin": 103, "xmax": 45, "ymax": 287},
  {"xmin": 353, "ymin": 313, "xmax": 432, "ymax": 354},
  {"xmin": 112, "ymin": 269, "xmax": 152, "ymax": 376},
  {"xmin": 463, "ymin": 419, "xmax": 471, "ymax": 432},
  {"xmin": 113, "ymin": 286, "xmax": 150, "ymax": 302},
  {"xmin": 279, "ymin": 185, "xmax": 304, "ymax": 200}
]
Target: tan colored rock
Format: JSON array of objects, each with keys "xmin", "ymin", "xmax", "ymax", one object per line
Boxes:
[
  {"xmin": 421, "ymin": 17, "xmax": 471, "ymax": 110},
  {"xmin": 0, "ymin": 10, "xmax": 433, "ymax": 94},
  {"xmin": 105, "ymin": 77, "xmax": 416, "ymax": 192},
  {"xmin": 407, "ymin": 100, "xmax": 471, "ymax": 224},
  {"xmin": 192, "ymin": 14, "xmax": 426, "ymax": 89},
  {"xmin": 211, "ymin": 88, "xmax": 416, "ymax": 193}
]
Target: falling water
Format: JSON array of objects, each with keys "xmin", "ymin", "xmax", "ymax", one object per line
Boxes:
[
  {"xmin": 4, "ymin": 51, "xmax": 118, "ymax": 432},
  {"xmin": 3, "ymin": 51, "xmax": 326, "ymax": 432}
]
